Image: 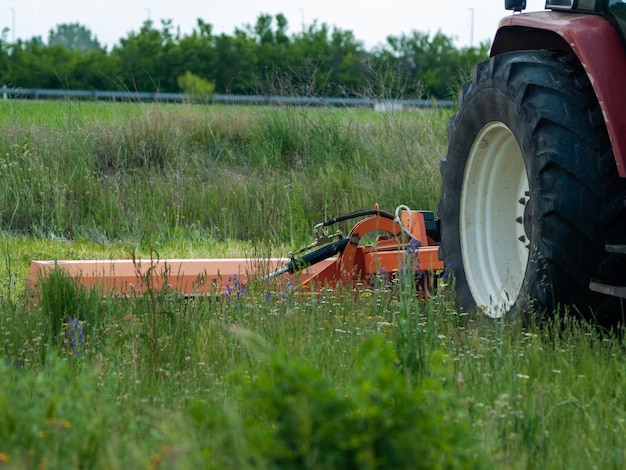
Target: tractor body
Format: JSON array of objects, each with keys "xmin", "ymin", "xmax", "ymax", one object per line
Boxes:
[
  {"xmin": 438, "ymin": 1, "xmax": 626, "ymax": 323},
  {"xmin": 493, "ymin": 7, "xmax": 626, "ymax": 175}
]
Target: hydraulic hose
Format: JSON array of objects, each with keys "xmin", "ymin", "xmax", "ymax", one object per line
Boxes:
[
  {"xmin": 261, "ymin": 237, "xmax": 350, "ymax": 280},
  {"xmin": 316, "ymin": 209, "xmax": 396, "ymax": 228},
  {"xmin": 286, "ymin": 236, "xmax": 349, "ymax": 274}
]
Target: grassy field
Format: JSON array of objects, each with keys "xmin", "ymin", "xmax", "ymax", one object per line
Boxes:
[{"xmin": 0, "ymin": 100, "xmax": 624, "ymax": 469}]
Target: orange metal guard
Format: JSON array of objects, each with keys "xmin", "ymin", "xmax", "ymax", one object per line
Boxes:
[{"xmin": 298, "ymin": 209, "xmax": 443, "ymax": 293}]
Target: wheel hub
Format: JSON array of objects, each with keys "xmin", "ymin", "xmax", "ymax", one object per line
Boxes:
[{"xmin": 459, "ymin": 122, "xmax": 530, "ymax": 318}]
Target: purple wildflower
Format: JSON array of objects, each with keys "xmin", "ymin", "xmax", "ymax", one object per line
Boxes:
[
  {"xmin": 224, "ymin": 275, "xmax": 246, "ymax": 298},
  {"xmin": 67, "ymin": 317, "xmax": 84, "ymax": 357}
]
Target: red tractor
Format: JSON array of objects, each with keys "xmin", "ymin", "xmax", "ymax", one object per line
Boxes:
[{"xmin": 439, "ymin": 0, "xmax": 626, "ymax": 323}]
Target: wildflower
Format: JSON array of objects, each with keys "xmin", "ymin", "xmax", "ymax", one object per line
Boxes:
[
  {"xmin": 516, "ymin": 373, "xmax": 530, "ymax": 380},
  {"xmin": 281, "ymin": 279, "xmax": 295, "ymax": 298},
  {"xmin": 407, "ymin": 237, "xmax": 421, "ymax": 257},
  {"xmin": 398, "ymin": 237, "xmax": 424, "ymax": 285},
  {"xmin": 66, "ymin": 317, "xmax": 84, "ymax": 357},
  {"xmin": 441, "ymin": 262, "xmax": 455, "ymax": 281},
  {"xmin": 224, "ymin": 275, "xmax": 246, "ymax": 298}
]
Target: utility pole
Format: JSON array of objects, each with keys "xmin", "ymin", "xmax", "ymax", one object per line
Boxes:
[{"xmin": 298, "ymin": 8, "xmax": 305, "ymax": 33}]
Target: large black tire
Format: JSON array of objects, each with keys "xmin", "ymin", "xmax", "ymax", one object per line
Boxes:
[{"xmin": 439, "ymin": 50, "xmax": 626, "ymax": 322}]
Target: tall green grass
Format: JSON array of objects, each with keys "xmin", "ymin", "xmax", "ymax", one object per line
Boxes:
[
  {"xmin": 0, "ymin": 101, "xmax": 624, "ymax": 468},
  {"xmin": 1, "ymin": 267, "xmax": 624, "ymax": 468},
  {"xmin": 0, "ymin": 101, "xmax": 446, "ymax": 246}
]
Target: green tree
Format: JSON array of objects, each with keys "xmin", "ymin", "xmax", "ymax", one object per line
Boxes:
[
  {"xmin": 283, "ymin": 21, "xmax": 366, "ymax": 96},
  {"xmin": 4, "ymin": 38, "xmax": 79, "ymax": 88},
  {"xmin": 252, "ymin": 14, "xmax": 290, "ymax": 71},
  {"xmin": 48, "ymin": 23, "xmax": 101, "ymax": 53},
  {"xmin": 213, "ymin": 29, "xmax": 257, "ymax": 94},
  {"xmin": 377, "ymin": 30, "xmax": 469, "ymax": 98},
  {"xmin": 111, "ymin": 20, "xmax": 179, "ymax": 92},
  {"xmin": 327, "ymin": 28, "xmax": 366, "ymax": 94},
  {"xmin": 71, "ymin": 49, "xmax": 120, "ymax": 90},
  {"xmin": 168, "ymin": 19, "xmax": 217, "ymax": 90},
  {"xmin": 0, "ymin": 28, "xmax": 10, "ymax": 84},
  {"xmin": 0, "ymin": 12, "xmax": 488, "ymax": 99}
]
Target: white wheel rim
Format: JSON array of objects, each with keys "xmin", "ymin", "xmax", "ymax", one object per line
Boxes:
[{"xmin": 460, "ymin": 122, "xmax": 530, "ymax": 318}]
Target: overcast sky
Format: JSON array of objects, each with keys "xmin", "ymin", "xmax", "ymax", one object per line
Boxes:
[{"xmin": 3, "ymin": 0, "xmax": 546, "ymax": 50}]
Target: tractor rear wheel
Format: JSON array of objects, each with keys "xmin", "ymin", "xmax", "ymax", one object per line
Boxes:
[{"xmin": 439, "ymin": 50, "xmax": 626, "ymax": 321}]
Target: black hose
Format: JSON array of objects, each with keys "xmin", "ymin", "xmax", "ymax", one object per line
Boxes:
[
  {"xmin": 319, "ymin": 209, "xmax": 396, "ymax": 228},
  {"xmin": 286, "ymin": 237, "xmax": 350, "ymax": 274}
]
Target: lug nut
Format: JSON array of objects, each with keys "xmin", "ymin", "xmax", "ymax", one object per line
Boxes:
[
  {"xmin": 516, "ymin": 216, "xmax": 523, "ymax": 224},
  {"xmin": 518, "ymin": 235, "xmax": 526, "ymax": 243},
  {"xmin": 518, "ymin": 197, "xmax": 526, "ymax": 205}
]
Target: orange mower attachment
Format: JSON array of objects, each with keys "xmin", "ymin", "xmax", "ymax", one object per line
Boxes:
[{"xmin": 26, "ymin": 207, "xmax": 444, "ymax": 298}]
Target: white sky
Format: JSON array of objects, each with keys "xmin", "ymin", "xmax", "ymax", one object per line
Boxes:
[{"xmin": 2, "ymin": 0, "xmax": 546, "ymax": 50}]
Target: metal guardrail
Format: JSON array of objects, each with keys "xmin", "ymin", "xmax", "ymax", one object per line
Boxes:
[
  {"xmin": 1, "ymin": 85, "xmax": 453, "ymax": 108},
  {"xmin": 1, "ymin": 86, "xmax": 185, "ymax": 102}
]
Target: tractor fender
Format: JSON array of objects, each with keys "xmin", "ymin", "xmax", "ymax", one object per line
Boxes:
[{"xmin": 491, "ymin": 11, "xmax": 626, "ymax": 177}]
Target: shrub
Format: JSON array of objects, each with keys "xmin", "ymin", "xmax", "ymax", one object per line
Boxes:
[
  {"xmin": 177, "ymin": 71, "xmax": 215, "ymax": 104},
  {"xmin": 228, "ymin": 329, "xmax": 483, "ymax": 469}
]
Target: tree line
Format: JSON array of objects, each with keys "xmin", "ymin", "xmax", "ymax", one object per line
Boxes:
[{"xmin": 0, "ymin": 14, "xmax": 489, "ymax": 99}]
